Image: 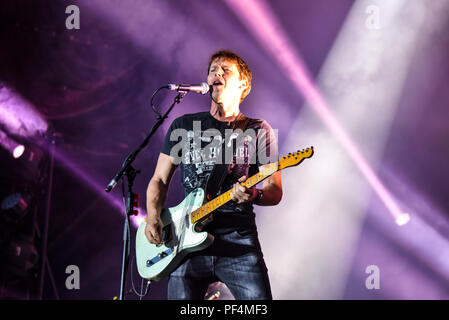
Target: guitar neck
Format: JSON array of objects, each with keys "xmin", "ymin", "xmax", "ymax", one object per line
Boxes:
[{"xmin": 190, "ymin": 162, "xmax": 279, "ymax": 224}]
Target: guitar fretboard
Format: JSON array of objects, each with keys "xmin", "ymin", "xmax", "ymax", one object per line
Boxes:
[{"xmin": 190, "ymin": 162, "xmax": 279, "ymax": 224}]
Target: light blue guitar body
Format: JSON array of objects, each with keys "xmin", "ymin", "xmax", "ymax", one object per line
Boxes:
[{"xmin": 135, "ymin": 188, "xmax": 213, "ymax": 281}]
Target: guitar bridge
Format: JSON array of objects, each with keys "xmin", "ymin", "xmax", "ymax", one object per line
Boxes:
[{"xmin": 146, "ymin": 248, "xmax": 173, "ymax": 267}]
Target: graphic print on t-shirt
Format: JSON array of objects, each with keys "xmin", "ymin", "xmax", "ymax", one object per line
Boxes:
[
  {"xmin": 160, "ymin": 112, "xmax": 278, "ymax": 233},
  {"xmin": 181, "ymin": 129, "xmax": 220, "ymax": 190},
  {"xmin": 180, "ymin": 127, "xmax": 252, "ymax": 192}
]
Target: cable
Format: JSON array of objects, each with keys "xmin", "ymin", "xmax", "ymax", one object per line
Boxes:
[
  {"xmin": 150, "ymin": 85, "xmax": 169, "ymax": 118},
  {"xmin": 121, "ymin": 177, "xmax": 150, "ymax": 299},
  {"xmin": 130, "ymin": 253, "xmax": 151, "ymax": 298}
]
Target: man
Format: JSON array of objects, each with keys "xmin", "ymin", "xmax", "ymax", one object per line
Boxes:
[{"xmin": 145, "ymin": 49, "xmax": 282, "ymax": 300}]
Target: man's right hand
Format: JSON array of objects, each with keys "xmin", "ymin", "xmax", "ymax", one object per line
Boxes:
[
  {"xmin": 145, "ymin": 153, "xmax": 177, "ymax": 245},
  {"xmin": 145, "ymin": 215, "xmax": 163, "ymax": 245}
]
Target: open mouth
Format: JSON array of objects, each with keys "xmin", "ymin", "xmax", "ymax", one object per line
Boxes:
[{"xmin": 213, "ymin": 80, "xmax": 224, "ymax": 86}]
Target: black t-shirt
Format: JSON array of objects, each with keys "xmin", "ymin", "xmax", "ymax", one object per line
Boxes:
[{"xmin": 161, "ymin": 111, "xmax": 278, "ymax": 234}]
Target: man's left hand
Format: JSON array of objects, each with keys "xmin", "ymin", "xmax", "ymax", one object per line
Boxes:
[{"xmin": 230, "ymin": 176, "xmax": 257, "ymax": 204}]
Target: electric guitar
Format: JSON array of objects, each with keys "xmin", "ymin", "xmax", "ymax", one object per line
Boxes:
[{"xmin": 135, "ymin": 147, "xmax": 314, "ymax": 281}]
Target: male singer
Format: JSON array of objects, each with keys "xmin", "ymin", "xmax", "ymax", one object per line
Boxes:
[{"xmin": 145, "ymin": 49, "xmax": 282, "ymax": 299}]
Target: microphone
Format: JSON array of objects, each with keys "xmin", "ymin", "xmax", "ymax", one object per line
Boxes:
[{"xmin": 167, "ymin": 82, "xmax": 211, "ymax": 95}]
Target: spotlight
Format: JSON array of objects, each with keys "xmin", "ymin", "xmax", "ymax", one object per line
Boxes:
[
  {"xmin": 16, "ymin": 143, "xmax": 43, "ymax": 164},
  {"xmin": 0, "ymin": 129, "xmax": 25, "ymax": 158},
  {"xmin": 1, "ymin": 192, "xmax": 32, "ymax": 223},
  {"xmin": 13, "ymin": 144, "xmax": 25, "ymax": 159},
  {"xmin": 395, "ymin": 213, "xmax": 411, "ymax": 226},
  {"xmin": 0, "ymin": 130, "xmax": 44, "ymax": 172},
  {"xmin": 10, "ymin": 142, "xmax": 46, "ymax": 182}
]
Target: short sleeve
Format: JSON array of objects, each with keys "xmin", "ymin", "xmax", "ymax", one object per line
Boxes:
[
  {"xmin": 161, "ymin": 118, "xmax": 181, "ymax": 157},
  {"xmin": 256, "ymin": 120, "xmax": 279, "ymax": 167}
]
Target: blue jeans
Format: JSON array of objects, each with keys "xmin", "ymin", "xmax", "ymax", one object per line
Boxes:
[{"xmin": 167, "ymin": 229, "xmax": 272, "ymax": 300}]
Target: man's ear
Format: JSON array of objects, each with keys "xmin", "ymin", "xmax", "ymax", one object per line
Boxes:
[{"xmin": 239, "ymin": 78, "xmax": 249, "ymax": 90}]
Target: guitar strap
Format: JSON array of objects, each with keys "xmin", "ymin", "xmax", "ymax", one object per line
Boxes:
[{"xmin": 205, "ymin": 113, "xmax": 251, "ymax": 201}]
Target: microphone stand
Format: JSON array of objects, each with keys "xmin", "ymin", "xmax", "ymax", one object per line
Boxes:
[{"xmin": 105, "ymin": 90, "xmax": 188, "ymax": 300}]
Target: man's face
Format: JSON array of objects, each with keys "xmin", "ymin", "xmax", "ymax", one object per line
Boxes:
[{"xmin": 207, "ymin": 58, "xmax": 248, "ymax": 105}]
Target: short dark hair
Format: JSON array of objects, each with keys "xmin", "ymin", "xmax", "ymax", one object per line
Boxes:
[{"xmin": 207, "ymin": 49, "xmax": 252, "ymax": 103}]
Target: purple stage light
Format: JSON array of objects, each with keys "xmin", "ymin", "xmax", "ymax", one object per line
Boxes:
[
  {"xmin": 0, "ymin": 85, "xmax": 48, "ymax": 138},
  {"xmin": 395, "ymin": 213, "xmax": 411, "ymax": 226},
  {"xmin": 13, "ymin": 144, "xmax": 25, "ymax": 159},
  {"xmin": 0, "ymin": 84, "xmax": 143, "ymax": 227},
  {"xmin": 224, "ymin": 0, "xmax": 407, "ymax": 225},
  {"xmin": 51, "ymin": 148, "xmax": 144, "ymax": 228},
  {"xmin": 0, "ymin": 129, "xmax": 24, "ymax": 158}
]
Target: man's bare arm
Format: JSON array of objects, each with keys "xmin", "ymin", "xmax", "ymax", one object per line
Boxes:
[
  {"xmin": 230, "ymin": 171, "xmax": 282, "ymax": 206},
  {"xmin": 258, "ymin": 171, "xmax": 282, "ymax": 206},
  {"xmin": 145, "ymin": 153, "xmax": 177, "ymax": 244}
]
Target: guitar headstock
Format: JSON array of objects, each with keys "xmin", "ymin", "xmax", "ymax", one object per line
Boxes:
[{"xmin": 278, "ymin": 146, "xmax": 314, "ymax": 170}]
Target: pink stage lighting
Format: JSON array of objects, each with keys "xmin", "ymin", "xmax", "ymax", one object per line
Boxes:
[
  {"xmin": 224, "ymin": 0, "xmax": 408, "ymax": 226},
  {"xmin": 13, "ymin": 144, "xmax": 25, "ymax": 159},
  {"xmin": 0, "ymin": 129, "xmax": 25, "ymax": 159}
]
